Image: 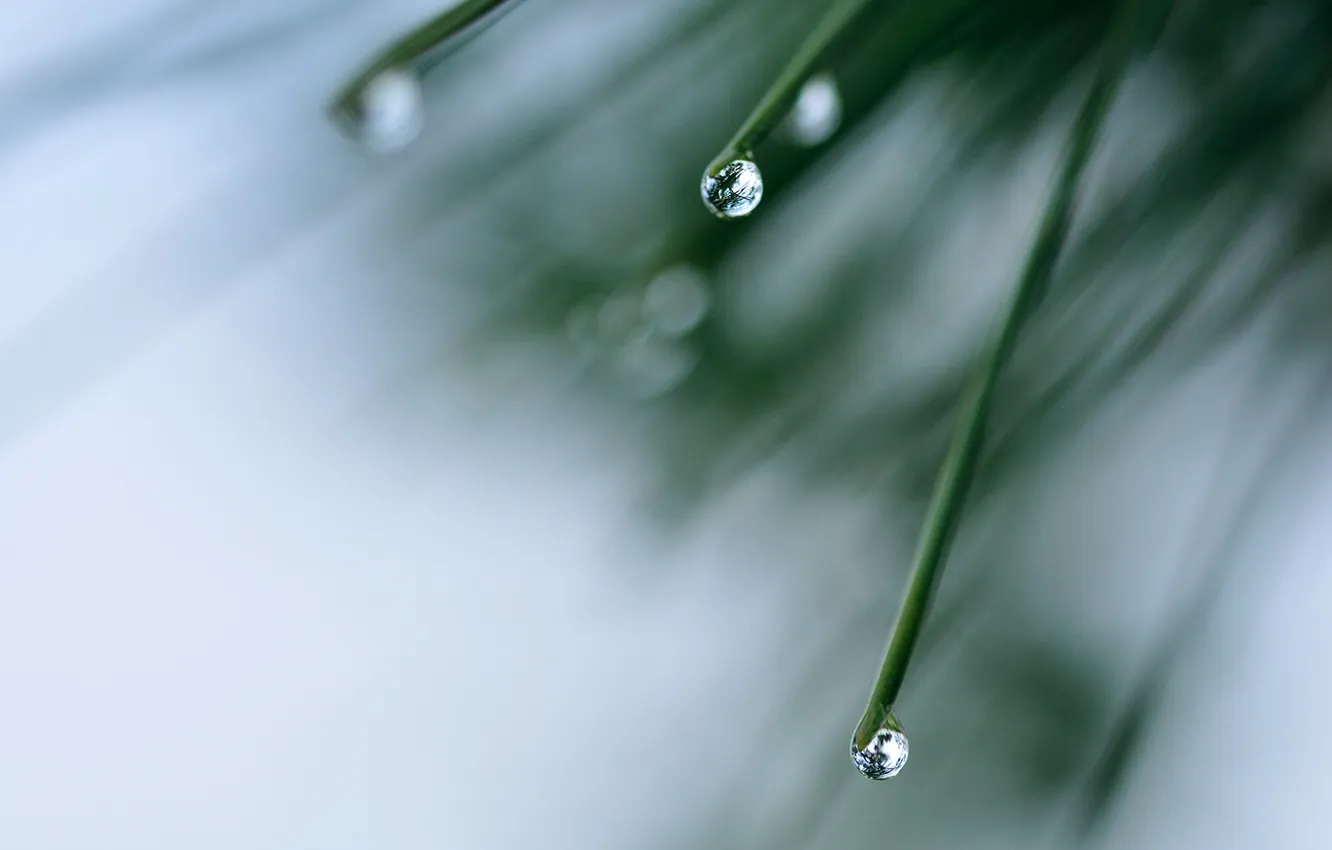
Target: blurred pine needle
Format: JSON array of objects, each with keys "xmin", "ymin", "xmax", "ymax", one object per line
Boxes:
[{"xmin": 342, "ymin": 0, "xmax": 1332, "ymax": 844}]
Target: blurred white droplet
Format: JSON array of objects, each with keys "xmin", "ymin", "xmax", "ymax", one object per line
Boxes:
[
  {"xmin": 701, "ymin": 159, "xmax": 764, "ymax": 218},
  {"xmin": 617, "ymin": 329, "xmax": 698, "ymax": 397},
  {"xmin": 597, "ymin": 293, "xmax": 642, "ymax": 341},
  {"xmin": 359, "ymin": 68, "xmax": 424, "ymax": 154},
  {"xmin": 643, "ymin": 265, "xmax": 711, "ymax": 336},
  {"xmin": 783, "ymin": 73, "xmax": 842, "ymax": 147},
  {"xmin": 850, "ymin": 727, "xmax": 909, "ymax": 780}
]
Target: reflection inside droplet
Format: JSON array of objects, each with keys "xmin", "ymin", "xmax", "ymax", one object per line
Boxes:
[
  {"xmin": 643, "ymin": 265, "xmax": 711, "ymax": 336},
  {"xmin": 701, "ymin": 159, "xmax": 764, "ymax": 218},
  {"xmin": 359, "ymin": 68, "xmax": 425, "ymax": 154},
  {"xmin": 783, "ymin": 73, "xmax": 842, "ymax": 147},
  {"xmin": 850, "ymin": 727, "xmax": 909, "ymax": 780}
]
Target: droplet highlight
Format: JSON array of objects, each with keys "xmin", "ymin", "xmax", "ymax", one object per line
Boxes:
[
  {"xmin": 643, "ymin": 265, "xmax": 711, "ymax": 336},
  {"xmin": 782, "ymin": 73, "xmax": 842, "ymax": 147},
  {"xmin": 701, "ymin": 159, "xmax": 764, "ymax": 218},
  {"xmin": 359, "ymin": 68, "xmax": 425, "ymax": 154},
  {"xmin": 851, "ymin": 727, "xmax": 909, "ymax": 780}
]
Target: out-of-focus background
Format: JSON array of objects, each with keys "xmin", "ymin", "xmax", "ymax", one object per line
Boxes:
[{"xmin": 3, "ymin": 1, "xmax": 1332, "ymax": 848}]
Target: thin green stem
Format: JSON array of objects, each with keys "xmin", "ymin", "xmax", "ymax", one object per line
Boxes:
[
  {"xmin": 330, "ymin": 0, "xmax": 521, "ymax": 125},
  {"xmin": 706, "ymin": 0, "xmax": 975, "ymax": 175},
  {"xmin": 853, "ymin": 1, "xmax": 1144, "ymax": 750},
  {"xmin": 704, "ymin": 0, "xmax": 869, "ymax": 173}
]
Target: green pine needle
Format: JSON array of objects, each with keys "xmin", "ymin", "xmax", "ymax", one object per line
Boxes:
[
  {"xmin": 329, "ymin": 0, "xmax": 520, "ymax": 127},
  {"xmin": 705, "ymin": 0, "xmax": 974, "ymax": 177},
  {"xmin": 852, "ymin": 0, "xmax": 1148, "ymax": 752}
]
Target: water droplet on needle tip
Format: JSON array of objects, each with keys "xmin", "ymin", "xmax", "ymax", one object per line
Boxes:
[
  {"xmin": 783, "ymin": 73, "xmax": 842, "ymax": 146},
  {"xmin": 358, "ymin": 68, "xmax": 424, "ymax": 154},
  {"xmin": 851, "ymin": 727, "xmax": 909, "ymax": 780},
  {"xmin": 701, "ymin": 159, "xmax": 764, "ymax": 218}
]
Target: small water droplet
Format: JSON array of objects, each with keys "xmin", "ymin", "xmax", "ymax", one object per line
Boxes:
[
  {"xmin": 851, "ymin": 727, "xmax": 909, "ymax": 780},
  {"xmin": 701, "ymin": 159, "xmax": 764, "ymax": 218},
  {"xmin": 643, "ymin": 265, "xmax": 711, "ymax": 336},
  {"xmin": 782, "ymin": 73, "xmax": 842, "ymax": 147},
  {"xmin": 359, "ymin": 68, "xmax": 424, "ymax": 154}
]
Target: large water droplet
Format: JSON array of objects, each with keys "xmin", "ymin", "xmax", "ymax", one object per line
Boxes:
[
  {"xmin": 851, "ymin": 727, "xmax": 909, "ymax": 780},
  {"xmin": 643, "ymin": 265, "xmax": 711, "ymax": 336},
  {"xmin": 782, "ymin": 73, "xmax": 842, "ymax": 147},
  {"xmin": 701, "ymin": 159, "xmax": 764, "ymax": 218},
  {"xmin": 359, "ymin": 68, "xmax": 425, "ymax": 154}
]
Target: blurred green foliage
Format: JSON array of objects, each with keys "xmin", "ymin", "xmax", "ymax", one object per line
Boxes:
[{"xmin": 364, "ymin": 0, "xmax": 1332, "ymax": 845}]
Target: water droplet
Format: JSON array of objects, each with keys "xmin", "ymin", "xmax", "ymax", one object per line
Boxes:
[
  {"xmin": 701, "ymin": 159, "xmax": 764, "ymax": 218},
  {"xmin": 643, "ymin": 265, "xmax": 711, "ymax": 336},
  {"xmin": 851, "ymin": 727, "xmax": 909, "ymax": 780},
  {"xmin": 359, "ymin": 68, "xmax": 424, "ymax": 154},
  {"xmin": 782, "ymin": 73, "xmax": 842, "ymax": 147}
]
